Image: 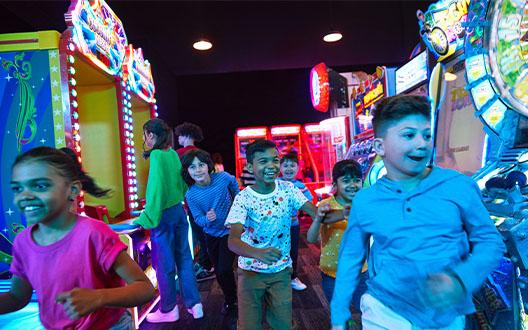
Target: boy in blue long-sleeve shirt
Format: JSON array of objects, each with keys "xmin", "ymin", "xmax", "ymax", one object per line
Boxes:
[
  {"xmin": 330, "ymin": 95, "xmax": 505, "ymax": 330},
  {"xmin": 182, "ymin": 149, "xmax": 240, "ymax": 316}
]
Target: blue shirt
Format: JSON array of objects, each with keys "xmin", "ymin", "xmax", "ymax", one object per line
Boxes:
[
  {"xmin": 279, "ymin": 178, "xmax": 313, "ymax": 226},
  {"xmin": 331, "ymin": 166, "xmax": 504, "ymax": 328},
  {"xmin": 185, "ymin": 172, "xmax": 240, "ymax": 237}
]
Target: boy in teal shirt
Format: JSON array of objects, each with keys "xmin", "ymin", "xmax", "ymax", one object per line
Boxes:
[{"xmin": 330, "ymin": 95, "xmax": 504, "ymax": 329}]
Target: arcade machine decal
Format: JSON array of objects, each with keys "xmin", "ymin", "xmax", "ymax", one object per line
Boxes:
[
  {"xmin": 433, "ymin": 59, "xmax": 486, "ymax": 176},
  {"xmin": 0, "ymin": 50, "xmax": 61, "ymax": 275},
  {"xmin": 347, "ymin": 68, "xmax": 387, "ymax": 177},
  {"xmin": 67, "ymin": 0, "xmax": 128, "ymax": 76},
  {"xmin": 418, "ymin": 0, "xmax": 470, "ymax": 62}
]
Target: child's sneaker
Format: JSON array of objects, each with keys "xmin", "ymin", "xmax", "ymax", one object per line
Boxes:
[
  {"xmin": 195, "ymin": 264, "xmax": 215, "ymax": 282},
  {"xmin": 187, "ymin": 302, "xmax": 204, "ymax": 319},
  {"xmin": 291, "ymin": 277, "xmax": 307, "ymax": 291},
  {"xmin": 146, "ymin": 305, "xmax": 179, "ymax": 323}
]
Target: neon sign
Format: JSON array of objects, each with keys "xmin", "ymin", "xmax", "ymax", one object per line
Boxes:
[
  {"xmin": 418, "ymin": 0, "xmax": 470, "ymax": 62},
  {"xmin": 66, "ymin": 0, "xmax": 128, "ymax": 75},
  {"xmin": 310, "ymin": 63, "xmax": 330, "ymax": 112},
  {"xmin": 124, "ymin": 45, "xmax": 155, "ymax": 103}
]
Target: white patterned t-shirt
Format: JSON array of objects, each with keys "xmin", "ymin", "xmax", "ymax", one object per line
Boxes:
[{"xmin": 225, "ymin": 180, "xmax": 308, "ymax": 273}]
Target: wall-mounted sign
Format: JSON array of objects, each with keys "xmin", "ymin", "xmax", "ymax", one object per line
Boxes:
[
  {"xmin": 395, "ymin": 51, "xmax": 429, "ymax": 94},
  {"xmin": 66, "ymin": 0, "xmax": 128, "ymax": 75},
  {"xmin": 418, "ymin": 0, "xmax": 470, "ymax": 62},
  {"xmin": 310, "ymin": 62, "xmax": 330, "ymax": 112},
  {"xmin": 124, "ymin": 45, "xmax": 155, "ymax": 103}
]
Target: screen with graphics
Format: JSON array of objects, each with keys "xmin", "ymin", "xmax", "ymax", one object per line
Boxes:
[{"xmin": 434, "ymin": 59, "xmax": 486, "ymax": 176}]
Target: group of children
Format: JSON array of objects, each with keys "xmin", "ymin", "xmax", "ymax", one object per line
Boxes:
[{"xmin": 0, "ymin": 95, "xmax": 505, "ymax": 330}]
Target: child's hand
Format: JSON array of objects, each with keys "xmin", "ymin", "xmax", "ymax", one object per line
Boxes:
[
  {"xmin": 422, "ymin": 272, "xmax": 465, "ymax": 309},
  {"xmin": 56, "ymin": 288, "xmax": 102, "ymax": 320},
  {"xmin": 342, "ymin": 204, "xmax": 351, "ymax": 219},
  {"xmin": 255, "ymin": 247, "xmax": 282, "ymax": 265},
  {"xmin": 206, "ymin": 209, "xmax": 216, "ymax": 222},
  {"xmin": 315, "ymin": 203, "xmax": 331, "ymax": 223}
]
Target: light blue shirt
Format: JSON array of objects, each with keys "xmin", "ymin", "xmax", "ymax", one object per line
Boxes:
[{"xmin": 331, "ymin": 166, "xmax": 505, "ymax": 328}]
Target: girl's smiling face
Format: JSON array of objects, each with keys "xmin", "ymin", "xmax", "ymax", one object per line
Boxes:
[{"xmin": 11, "ymin": 161, "xmax": 79, "ymax": 225}]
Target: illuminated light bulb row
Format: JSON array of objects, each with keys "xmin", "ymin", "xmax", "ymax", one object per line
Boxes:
[
  {"xmin": 120, "ymin": 81, "xmax": 139, "ymax": 212},
  {"xmin": 66, "ymin": 40, "xmax": 84, "ymax": 213}
]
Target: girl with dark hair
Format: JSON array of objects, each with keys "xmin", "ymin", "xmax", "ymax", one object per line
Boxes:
[
  {"xmin": 307, "ymin": 159, "xmax": 368, "ymax": 310},
  {"xmin": 181, "ymin": 149, "xmax": 239, "ymax": 317},
  {"xmin": 135, "ymin": 118, "xmax": 203, "ymax": 323},
  {"xmin": 1, "ymin": 146, "xmax": 154, "ymax": 329}
]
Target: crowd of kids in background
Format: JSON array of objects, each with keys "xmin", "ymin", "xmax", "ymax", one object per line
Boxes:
[{"xmin": 0, "ymin": 95, "xmax": 505, "ymax": 330}]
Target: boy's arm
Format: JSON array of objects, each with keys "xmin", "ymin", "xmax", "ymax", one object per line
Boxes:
[
  {"xmin": 449, "ymin": 178, "xmax": 505, "ymax": 294},
  {"xmin": 300, "ymin": 201, "xmax": 316, "ymax": 218},
  {"xmin": 307, "ymin": 203, "xmax": 331, "ymax": 243},
  {"xmin": 228, "ymin": 224, "xmax": 281, "ymax": 264},
  {"xmin": 331, "ymin": 210, "xmax": 369, "ymax": 328},
  {"xmin": 56, "ymin": 251, "xmax": 155, "ymax": 320},
  {"xmin": 186, "ymin": 195, "xmax": 209, "ymax": 227},
  {"xmin": 0, "ymin": 275, "xmax": 33, "ymax": 314}
]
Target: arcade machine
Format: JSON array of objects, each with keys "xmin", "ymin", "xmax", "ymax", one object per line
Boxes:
[
  {"xmin": 346, "ymin": 67, "xmax": 390, "ymax": 183},
  {"xmin": 234, "ymin": 126, "xmax": 270, "ymax": 181},
  {"xmin": 309, "ymin": 63, "xmax": 350, "ymax": 195},
  {"xmin": 0, "ymin": 0, "xmax": 156, "ymax": 327},
  {"xmin": 301, "ymin": 123, "xmax": 325, "ymax": 188},
  {"xmin": 270, "ymin": 124, "xmax": 302, "ymax": 157},
  {"xmin": 461, "ymin": 0, "xmax": 528, "ymax": 328},
  {"xmin": 122, "ymin": 45, "xmax": 157, "ymax": 208},
  {"xmin": 418, "ymin": 0, "xmax": 487, "ymax": 177}
]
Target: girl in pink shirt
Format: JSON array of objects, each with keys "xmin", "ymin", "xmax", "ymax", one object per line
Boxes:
[{"xmin": 0, "ymin": 147, "xmax": 154, "ymax": 329}]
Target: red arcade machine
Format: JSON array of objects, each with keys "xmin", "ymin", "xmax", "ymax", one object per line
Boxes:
[
  {"xmin": 346, "ymin": 67, "xmax": 389, "ymax": 180},
  {"xmin": 270, "ymin": 124, "xmax": 302, "ymax": 157},
  {"xmin": 302, "ymin": 123, "xmax": 324, "ymax": 184},
  {"xmin": 234, "ymin": 126, "xmax": 270, "ymax": 180}
]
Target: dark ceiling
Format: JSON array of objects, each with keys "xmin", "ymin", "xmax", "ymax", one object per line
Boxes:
[
  {"xmin": 0, "ymin": 0, "xmax": 435, "ymax": 171},
  {"xmin": 0, "ymin": 1, "xmax": 434, "ymax": 76}
]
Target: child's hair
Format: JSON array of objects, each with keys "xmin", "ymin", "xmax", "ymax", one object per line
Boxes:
[
  {"xmin": 180, "ymin": 149, "xmax": 215, "ymax": 186},
  {"xmin": 280, "ymin": 151, "xmax": 299, "ymax": 165},
  {"xmin": 12, "ymin": 146, "xmax": 111, "ymax": 198},
  {"xmin": 246, "ymin": 139, "xmax": 277, "ymax": 164},
  {"xmin": 212, "ymin": 152, "xmax": 223, "ymax": 164},
  {"xmin": 174, "ymin": 122, "xmax": 204, "ymax": 142},
  {"xmin": 372, "ymin": 95, "xmax": 431, "ymax": 137},
  {"xmin": 143, "ymin": 118, "xmax": 172, "ymax": 159},
  {"xmin": 332, "ymin": 160, "xmax": 363, "ymax": 184}
]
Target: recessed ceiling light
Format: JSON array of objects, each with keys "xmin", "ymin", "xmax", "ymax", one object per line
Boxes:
[
  {"xmin": 323, "ymin": 32, "xmax": 342, "ymax": 43},
  {"xmin": 193, "ymin": 39, "xmax": 212, "ymax": 51}
]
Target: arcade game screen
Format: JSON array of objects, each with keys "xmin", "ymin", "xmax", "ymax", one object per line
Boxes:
[{"xmin": 434, "ymin": 59, "xmax": 487, "ymax": 176}]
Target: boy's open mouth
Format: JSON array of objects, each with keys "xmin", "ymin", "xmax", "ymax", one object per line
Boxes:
[{"xmin": 408, "ymin": 155, "xmax": 425, "ymax": 162}]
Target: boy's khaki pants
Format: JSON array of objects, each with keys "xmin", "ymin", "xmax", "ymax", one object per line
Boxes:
[{"xmin": 237, "ymin": 267, "xmax": 292, "ymax": 330}]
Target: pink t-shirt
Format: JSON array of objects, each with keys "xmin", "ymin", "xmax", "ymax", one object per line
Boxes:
[{"xmin": 10, "ymin": 216, "xmax": 127, "ymax": 330}]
